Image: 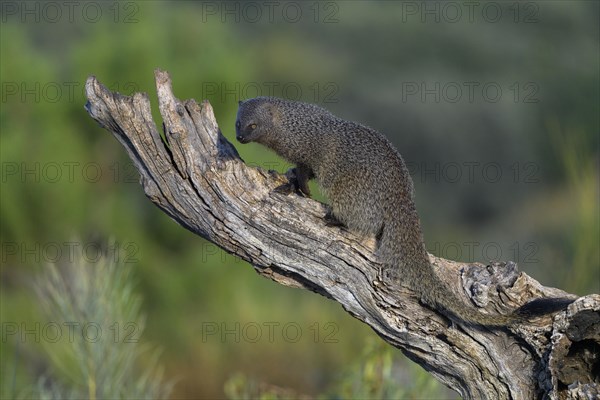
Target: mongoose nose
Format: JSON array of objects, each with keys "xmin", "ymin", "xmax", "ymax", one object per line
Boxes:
[{"xmin": 236, "ymin": 135, "xmax": 247, "ymax": 144}]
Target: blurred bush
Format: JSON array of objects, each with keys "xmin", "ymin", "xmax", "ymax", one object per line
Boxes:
[{"xmin": 2, "ymin": 245, "xmax": 170, "ymax": 399}]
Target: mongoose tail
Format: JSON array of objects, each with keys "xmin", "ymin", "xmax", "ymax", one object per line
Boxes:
[{"xmin": 379, "ymin": 203, "xmax": 575, "ymax": 326}]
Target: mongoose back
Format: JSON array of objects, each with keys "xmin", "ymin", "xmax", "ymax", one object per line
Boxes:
[{"xmin": 235, "ymin": 96, "xmax": 572, "ymax": 326}]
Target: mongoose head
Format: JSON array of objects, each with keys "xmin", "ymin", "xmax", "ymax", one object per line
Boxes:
[{"xmin": 235, "ymin": 97, "xmax": 279, "ymax": 145}]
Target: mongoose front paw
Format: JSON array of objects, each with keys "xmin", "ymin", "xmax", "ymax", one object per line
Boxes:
[
  {"xmin": 285, "ymin": 167, "xmax": 312, "ymax": 196},
  {"xmin": 273, "ymin": 183, "xmax": 295, "ymax": 195},
  {"xmin": 272, "ymin": 167, "xmax": 311, "ymax": 197}
]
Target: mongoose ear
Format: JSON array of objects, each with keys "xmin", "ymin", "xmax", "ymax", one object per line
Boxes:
[{"xmin": 238, "ymin": 100, "xmax": 243, "ymax": 105}]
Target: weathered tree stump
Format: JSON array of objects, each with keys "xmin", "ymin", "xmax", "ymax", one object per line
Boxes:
[{"xmin": 85, "ymin": 70, "xmax": 599, "ymax": 399}]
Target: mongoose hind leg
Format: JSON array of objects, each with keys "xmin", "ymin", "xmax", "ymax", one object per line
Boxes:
[{"xmin": 324, "ymin": 209, "xmax": 346, "ymax": 228}]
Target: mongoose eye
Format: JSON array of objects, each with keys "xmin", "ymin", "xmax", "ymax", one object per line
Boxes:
[{"xmin": 249, "ymin": 123, "xmax": 257, "ymax": 130}]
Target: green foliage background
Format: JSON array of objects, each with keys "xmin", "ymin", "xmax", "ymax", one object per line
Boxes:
[{"xmin": 1, "ymin": 1, "xmax": 598, "ymax": 399}]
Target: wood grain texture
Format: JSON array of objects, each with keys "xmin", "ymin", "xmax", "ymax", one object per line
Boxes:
[{"xmin": 85, "ymin": 70, "xmax": 599, "ymax": 399}]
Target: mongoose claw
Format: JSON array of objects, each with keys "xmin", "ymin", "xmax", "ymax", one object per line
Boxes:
[{"xmin": 296, "ymin": 185, "xmax": 311, "ymax": 197}]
